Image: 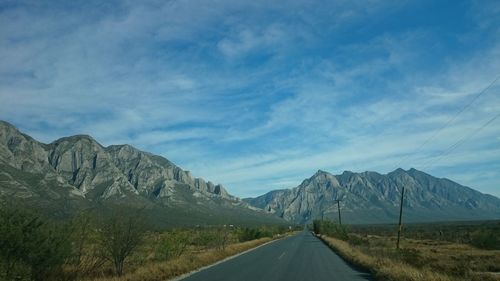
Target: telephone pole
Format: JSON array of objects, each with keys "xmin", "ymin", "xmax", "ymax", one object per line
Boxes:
[
  {"xmin": 396, "ymin": 185, "xmax": 405, "ymax": 250},
  {"xmin": 336, "ymin": 199, "xmax": 342, "ymax": 225}
]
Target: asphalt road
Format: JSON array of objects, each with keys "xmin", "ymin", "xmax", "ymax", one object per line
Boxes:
[{"xmin": 181, "ymin": 230, "xmax": 373, "ymax": 281}]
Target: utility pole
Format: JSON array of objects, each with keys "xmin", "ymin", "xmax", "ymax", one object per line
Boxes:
[
  {"xmin": 336, "ymin": 199, "xmax": 342, "ymax": 225},
  {"xmin": 396, "ymin": 185, "xmax": 405, "ymax": 250}
]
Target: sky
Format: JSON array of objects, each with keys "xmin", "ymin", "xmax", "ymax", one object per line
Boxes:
[{"xmin": 1, "ymin": 0, "xmax": 499, "ymax": 198}]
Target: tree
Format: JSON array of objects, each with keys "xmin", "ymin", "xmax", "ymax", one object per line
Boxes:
[
  {"xmin": 215, "ymin": 226, "xmax": 231, "ymax": 251},
  {"xmin": 237, "ymin": 227, "xmax": 262, "ymax": 242},
  {"xmin": 194, "ymin": 227, "xmax": 218, "ymax": 250},
  {"xmin": 97, "ymin": 211, "xmax": 145, "ymax": 276},
  {"xmin": 312, "ymin": 219, "xmax": 349, "ymax": 240},
  {"xmin": 0, "ymin": 203, "xmax": 71, "ymax": 281},
  {"xmin": 155, "ymin": 230, "xmax": 190, "ymax": 261},
  {"xmin": 65, "ymin": 212, "xmax": 105, "ymax": 280},
  {"xmin": 25, "ymin": 221, "xmax": 72, "ymax": 281}
]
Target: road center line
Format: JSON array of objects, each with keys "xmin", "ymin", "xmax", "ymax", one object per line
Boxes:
[{"xmin": 278, "ymin": 251, "xmax": 286, "ymax": 260}]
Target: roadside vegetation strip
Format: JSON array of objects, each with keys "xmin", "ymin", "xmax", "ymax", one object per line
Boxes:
[
  {"xmin": 318, "ymin": 235, "xmax": 456, "ymax": 281},
  {"xmin": 312, "ymin": 219, "xmax": 500, "ymax": 281},
  {"xmin": 318, "ymin": 235, "xmax": 500, "ymax": 281},
  {"xmin": 1, "ymin": 203, "xmax": 301, "ymax": 281},
  {"xmin": 87, "ymin": 234, "xmax": 294, "ymax": 281}
]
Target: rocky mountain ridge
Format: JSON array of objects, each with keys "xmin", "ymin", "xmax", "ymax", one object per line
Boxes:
[
  {"xmin": 244, "ymin": 169, "xmax": 500, "ymax": 224},
  {"xmin": 0, "ymin": 120, "xmax": 232, "ymax": 201},
  {"xmin": 0, "ymin": 120, "xmax": 279, "ymax": 226}
]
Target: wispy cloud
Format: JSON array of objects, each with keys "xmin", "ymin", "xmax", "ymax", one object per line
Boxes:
[{"xmin": 1, "ymin": 0, "xmax": 499, "ymax": 198}]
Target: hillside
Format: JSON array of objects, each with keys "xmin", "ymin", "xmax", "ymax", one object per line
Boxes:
[
  {"xmin": 0, "ymin": 121, "xmax": 284, "ymax": 227},
  {"xmin": 244, "ymin": 169, "xmax": 500, "ymax": 224}
]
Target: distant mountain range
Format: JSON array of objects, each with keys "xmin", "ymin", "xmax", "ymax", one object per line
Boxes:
[
  {"xmin": 244, "ymin": 169, "xmax": 500, "ymax": 224},
  {"xmin": 0, "ymin": 121, "xmax": 283, "ymax": 227},
  {"xmin": 2, "ymin": 120, "xmax": 499, "ymax": 226}
]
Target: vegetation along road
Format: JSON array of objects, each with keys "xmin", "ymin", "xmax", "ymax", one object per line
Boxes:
[{"xmin": 180, "ymin": 230, "xmax": 373, "ymax": 281}]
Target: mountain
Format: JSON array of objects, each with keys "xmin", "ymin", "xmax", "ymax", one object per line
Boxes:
[
  {"xmin": 244, "ymin": 169, "xmax": 500, "ymax": 224},
  {"xmin": 0, "ymin": 120, "xmax": 283, "ymax": 227}
]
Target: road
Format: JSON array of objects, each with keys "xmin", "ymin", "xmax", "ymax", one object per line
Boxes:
[{"xmin": 180, "ymin": 230, "xmax": 373, "ymax": 281}]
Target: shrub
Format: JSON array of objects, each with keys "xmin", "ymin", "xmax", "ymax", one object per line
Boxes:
[
  {"xmin": 65, "ymin": 212, "xmax": 106, "ymax": 280},
  {"xmin": 470, "ymin": 229, "xmax": 500, "ymax": 250},
  {"xmin": 214, "ymin": 226, "xmax": 231, "ymax": 251},
  {"xmin": 238, "ymin": 228, "xmax": 262, "ymax": 242},
  {"xmin": 312, "ymin": 220, "xmax": 349, "ymax": 240},
  {"xmin": 194, "ymin": 228, "xmax": 218, "ymax": 249},
  {"xmin": 0, "ymin": 204, "xmax": 71, "ymax": 281},
  {"xmin": 155, "ymin": 230, "xmax": 191, "ymax": 261},
  {"xmin": 97, "ymin": 211, "xmax": 146, "ymax": 276}
]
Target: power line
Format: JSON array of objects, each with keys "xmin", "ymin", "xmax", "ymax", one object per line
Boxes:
[
  {"xmin": 420, "ymin": 111, "xmax": 500, "ymax": 171},
  {"xmin": 388, "ymin": 76, "xmax": 499, "ymax": 250},
  {"xmin": 394, "ymin": 75, "xmax": 500, "ymax": 169},
  {"xmin": 334, "ymin": 76, "xmax": 499, "ymax": 214}
]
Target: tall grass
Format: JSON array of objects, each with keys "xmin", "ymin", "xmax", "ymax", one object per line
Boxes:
[
  {"xmin": 317, "ymin": 233, "xmax": 500, "ymax": 281},
  {"xmin": 319, "ymin": 235, "xmax": 456, "ymax": 281},
  {"xmin": 86, "ymin": 238, "xmax": 272, "ymax": 281}
]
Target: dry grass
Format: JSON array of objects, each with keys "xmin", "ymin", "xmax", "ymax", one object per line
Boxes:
[
  {"xmin": 319, "ymin": 234, "xmax": 500, "ymax": 281},
  {"xmin": 84, "ymin": 237, "xmax": 272, "ymax": 281}
]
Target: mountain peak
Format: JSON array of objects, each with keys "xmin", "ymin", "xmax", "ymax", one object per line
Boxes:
[
  {"xmin": 0, "ymin": 121, "xmax": 26, "ymax": 138},
  {"xmin": 390, "ymin": 168, "xmax": 407, "ymax": 175},
  {"xmin": 63, "ymin": 134, "xmax": 96, "ymax": 141},
  {"xmin": 310, "ymin": 169, "xmax": 336, "ymax": 180},
  {"xmin": 106, "ymin": 144, "xmax": 141, "ymax": 154},
  {"xmin": 107, "ymin": 143, "xmax": 134, "ymax": 149},
  {"xmin": 314, "ymin": 169, "xmax": 329, "ymax": 176},
  {"xmin": 0, "ymin": 120, "xmax": 16, "ymax": 129},
  {"xmin": 0, "ymin": 119, "xmax": 271, "ymax": 226},
  {"xmin": 407, "ymin": 167, "xmax": 424, "ymax": 174},
  {"xmin": 246, "ymin": 168, "xmax": 500, "ymax": 224},
  {"xmin": 51, "ymin": 134, "xmax": 101, "ymax": 147}
]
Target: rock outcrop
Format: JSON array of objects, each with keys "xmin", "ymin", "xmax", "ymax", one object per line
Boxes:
[
  {"xmin": 0, "ymin": 121, "xmax": 235, "ymax": 204},
  {"xmin": 244, "ymin": 169, "xmax": 500, "ymax": 224}
]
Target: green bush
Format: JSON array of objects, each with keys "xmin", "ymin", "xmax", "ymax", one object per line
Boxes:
[
  {"xmin": 238, "ymin": 228, "xmax": 260, "ymax": 242},
  {"xmin": 312, "ymin": 219, "xmax": 349, "ymax": 240},
  {"xmin": 193, "ymin": 228, "xmax": 218, "ymax": 249},
  {"xmin": 470, "ymin": 229, "xmax": 500, "ymax": 250},
  {"xmin": 0, "ymin": 205, "xmax": 71, "ymax": 281},
  {"xmin": 155, "ymin": 230, "xmax": 191, "ymax": 260}
]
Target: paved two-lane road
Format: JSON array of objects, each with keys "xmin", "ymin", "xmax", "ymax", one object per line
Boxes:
[{"xmin": 181, "ymin": 230, "xmax": 373, "ymax": 281}]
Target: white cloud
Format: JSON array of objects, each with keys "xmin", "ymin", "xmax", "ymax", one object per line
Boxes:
[
  {"xmin": 1, "ymin": 0, "xmax": 499, "ymax": 199},
  {"xmin": 217, "ymin": 24, "xmax": 291, "ymax": 58}
]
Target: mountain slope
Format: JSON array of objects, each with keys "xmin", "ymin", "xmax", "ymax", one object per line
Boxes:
[
  {"xmin": 244, "ymin": 169, "xmax": 500, "ymax": 224},
  {"xmin": 0, "ymin": 120, "xmax": 283, "ymax": 226}
]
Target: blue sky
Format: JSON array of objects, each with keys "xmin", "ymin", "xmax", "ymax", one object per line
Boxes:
[{"xmin": 1, "ymin": 0, "xmax": 499, "ymax": 198}]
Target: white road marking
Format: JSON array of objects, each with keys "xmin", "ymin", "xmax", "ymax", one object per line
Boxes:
[{"xmin": 278, "ymin": 251, "xmax": 286, "ymax": 260}]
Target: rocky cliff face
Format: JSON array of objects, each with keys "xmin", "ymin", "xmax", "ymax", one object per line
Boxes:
[
  {"xmin": 244, "ymin": 169, "xmax": 500, "ymax": 224},
  {"xmin": 0, "ymin": 120, "xmax": 236, "ymax": 207},
  {"xmin": 47, "ymin": 136, "xmax": 138, "ymax": 198},
  {"xmin": 105, "ymin": 144, "xmax": 232, "ymax": 199},
  {"xmin": 0, "ymin": 121, "xmax": 50, "ymax": 173}
]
